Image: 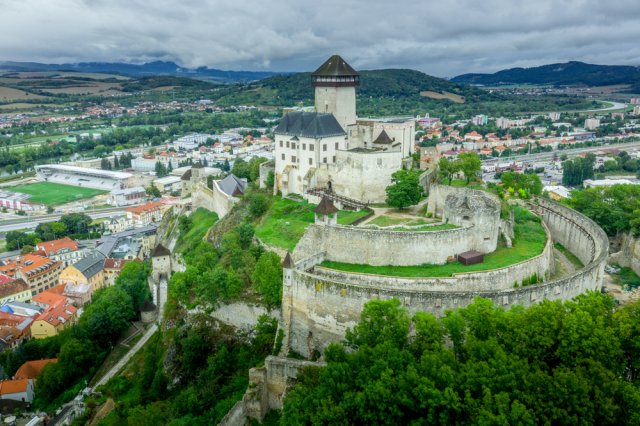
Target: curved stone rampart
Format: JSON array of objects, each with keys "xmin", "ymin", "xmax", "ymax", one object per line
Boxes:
[{"xmin": 282, "ymin": 197, "xmax": 608, "ymax": 358}]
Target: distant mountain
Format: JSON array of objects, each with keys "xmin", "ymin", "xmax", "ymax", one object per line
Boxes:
[
  {"xmin": 0, "ymin": 60, "xmax": 283, "ymax": 83},
  {"xmin": 452, "ymin": 61, "xmax": 640, "ymax": 89}
]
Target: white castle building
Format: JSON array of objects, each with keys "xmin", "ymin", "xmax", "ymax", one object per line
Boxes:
[{"xmin": 273, "ymin": 55, "xmax": 415, "ymax": 204}]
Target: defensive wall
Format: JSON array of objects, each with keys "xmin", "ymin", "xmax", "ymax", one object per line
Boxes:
[
  {"xmin": 191, "ymin": 182, "xmax": 238, "ymax": 219},
  {"xmin": 610, "ymin": 233, "xmax": 640, "ymax": 277},
  {"xmin": 282, "ymin": 197, "xmax": 608, "ymax": 358},
  {"xmin": 294, "ymin": 185, "xmax": 501, "ymax": 266}
]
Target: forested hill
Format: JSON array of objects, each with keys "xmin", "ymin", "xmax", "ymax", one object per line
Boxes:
[
  {"xmin": 260, "ymin": 68, "xmax": 489, "ymax": 104},
  {"xmin": 214, "ymin": 68, "xmax": 596, "ymax": 117},
  {"xmin": 453, "ymin": 61, "xmax": 640, "ymax": 89}
]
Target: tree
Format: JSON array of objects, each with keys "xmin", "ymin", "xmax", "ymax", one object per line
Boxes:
[
  {"xmin": 115, "ymin": 261, "xmax": 151, "ymax": 311},
  {"xmin": 100, "ymin": 158, "xmax": 111, "ymax": 170},
  {"xmin": 223, "ymin": 159, "xmax": 231, "ymax": 172},
  {"xmin": 438, "ymin": 157, "xmax": 458, "ymax": 184},
  {"xmin": 385, "ymin": 169, "xmax": 422, "ymax": 209},
  {"xmin": 155, "ymin": 161, "xmax": 168, "ymax": 178},
  {"xmin": 60, "ymin": 213, "xmax": 91, "ymax": 235},
  {"xmin": 231, "ymin": 158, "xmax": 250, "ymax": 180},
  {"xmin": 251, "ymin": 252, "xmax": 282, "ymax": 307},
  {"xmin": 500, "ymin": 172, "xmax": 543, "ymax": 199},
  {"xmin": 146, "ymin": 185, "xmax": 161, "ymax": 198},
  {"xmin": 457, "ymin": 152, "xmax": 482, "ymax": 184},
  {"xmin": 249, "ymin": 157, "xmax": 268, "ymax": 182}
]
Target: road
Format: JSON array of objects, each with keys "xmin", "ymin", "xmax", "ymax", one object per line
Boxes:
[
  {"xmin": 482, "ymin": 140, "xmax": 640, "ymax": 165},
  {"xmin": 0, "ymin": 207, "xmax": 127, "ymax": 234},
  {"xmin": 582, "ymin": 101, "xmax": 628, "ymax": 113}
]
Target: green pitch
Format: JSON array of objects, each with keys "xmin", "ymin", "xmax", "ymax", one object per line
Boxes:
[{"xmin": 7, "ymin": 182, "xmax": 106, "ymax": 205}]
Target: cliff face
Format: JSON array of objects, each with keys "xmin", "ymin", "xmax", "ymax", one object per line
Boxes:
[{"xmin": 610, "ymin": 233, "xmax": 640, "ymax": 276}]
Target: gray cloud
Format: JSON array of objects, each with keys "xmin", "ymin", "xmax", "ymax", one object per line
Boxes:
[{"xmin": 0, "ymin": 0, "xmax": 639, "ymax": 77}]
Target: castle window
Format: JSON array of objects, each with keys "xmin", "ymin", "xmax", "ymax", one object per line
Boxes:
[
  {"xmin": 323, "ymin": 144, "xmax": 327, "ymax": 151},
  {"xmin": 286, "ymin": 141, "xmax": 290, "ymax": 148},
  {"xmin": 310, "ymin": 144, "xmax": 314, "ymax": 150},
  {"xmin": 303, "ymin": 143, "xmax": 306, "ymax": 150},
  {"xmin": 292, "ymin": 143, "xmax": 296, "ymax": 149},
  {"xmin": 279, "ymin": 141, "xmax": 283, "ymax": 147},
  {"xmin": 323, "ymin": 157, "xmax": 327, "ymax": 163},
  {"xmin": 309, "ymin": 158, "xmax": 313, "ymax": 165},
  {"xmin": 335, "ymin": 142, "xmax": 339, "ymax": 149},
  {"xmin": 292, "ymin": 156, "xmax": 297, "ymax": 163},
  {"xmin": 281, "ymin": 154, "xmax": 285, "ymax": 160}
]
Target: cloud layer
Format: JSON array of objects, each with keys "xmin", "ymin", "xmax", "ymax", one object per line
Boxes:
[{"xmin": 1, "ymin": 0, "xmax": 639, "ymax": 76}]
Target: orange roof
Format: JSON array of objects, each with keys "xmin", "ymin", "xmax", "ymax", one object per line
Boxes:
[
  {"xmin": 0, "ymin": 379, "xmax": 30, "ymax": 395},
  {"xmin": 126, "ymin": 201, "xmax": 163, "ymax": 215},
  {"xmin": 14, "ymin": 359, "xmax": 57, "ymax": 380},
  {"xmin": 35, "ymin": 303, "xmax": 77, "ymax": 327},
  {"xmin": 32, "ymin": 291, "xmax": 67, "ymax": 308},
  {"xmin": 13, "ymin": 358, "xmax": 58, "ymax": 380},
  {"xmin": 0, "ymin": 254, "xmax": 60, "ymax": 279},
  {"xmin": 103, "ymin": 258, "xmax": 131, "ymax": 270},
  {"xmin": 36, "ymin": 237, "xmax": 79, "ymax": 257}
]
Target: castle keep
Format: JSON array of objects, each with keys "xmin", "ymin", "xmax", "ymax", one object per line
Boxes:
[{"xmin": 272, "ymin": 55, "xmax": 415, "ymax": 203}]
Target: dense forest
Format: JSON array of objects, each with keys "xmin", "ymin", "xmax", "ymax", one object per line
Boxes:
[{"xmin": 281, "ymin": 295, "xmax": 640, "ymax": 425}]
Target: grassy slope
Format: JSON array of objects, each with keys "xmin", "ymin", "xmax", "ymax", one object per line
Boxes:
[
  {"xmin": 321, "ymin": 216, "xmax": 547, "ymax": 277},
  {"xmin": 174, "ymin": 208, "xmax": 219, "ymax": 253},
  {"xmin": 7, "ymin": 182, "xmax": 105, "ymax": 205}
]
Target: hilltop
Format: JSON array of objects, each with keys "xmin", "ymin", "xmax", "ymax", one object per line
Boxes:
[
  {"xmin": 0, "ymin": 60, "xmax": 282, "ymax": 84},
  {"xmin": 453, "ymin": 61, "xmax": 640, "ymax": 91}
]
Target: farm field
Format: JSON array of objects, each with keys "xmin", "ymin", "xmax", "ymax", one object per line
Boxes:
[
  {"xmin": 6, "ymin": 182, "xmax": 106, "ymax": 205},
  {"xmin": 0, "ymin": 86, "xmax": 47, "ymax": 101}
]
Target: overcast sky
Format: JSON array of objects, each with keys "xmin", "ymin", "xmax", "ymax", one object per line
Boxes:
[{"xmin": 1, "ymin": 0, "xmax": 639, "ymax": 77}]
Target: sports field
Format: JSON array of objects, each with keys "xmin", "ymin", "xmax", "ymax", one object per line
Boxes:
[{"xmin": 7, "ymin": 182, "xmax": 106, "ymax": 205}]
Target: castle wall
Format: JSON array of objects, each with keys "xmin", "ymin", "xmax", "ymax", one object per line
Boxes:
[
  {"xmin": 427, "ymin": 183, "xmax": 493, "ymax": 217},
  {"xmin": 315, "ymin": 150, "xmax": 403, "ymax": 203},
  {"xmin": 284, "ymin": 198, "xmax": 608, "ymax": 358},
  {"xmin": 295, "ymin": 223, "xmax": 496, "ymax": 266},
  {"xmin": 610, "ymin": 233, "xmax": 640, "ymax": 276},
  {"xmin": 192, "ymin": 182, "xmax": 238, "ymax": 219},
  {"xmin": 314, "ymin": 86, "xmax": 356, "ymax": 130}
]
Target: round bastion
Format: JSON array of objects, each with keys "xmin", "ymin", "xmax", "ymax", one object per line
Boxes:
[{"xmin": 280, "ymin": 185, "xmax": 609, "ymax": 358}]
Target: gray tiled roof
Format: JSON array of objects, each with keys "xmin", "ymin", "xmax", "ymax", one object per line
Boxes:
[
  {"xmin": 274, "ymin": 112, "xmax": 345, "ymax": 138},
  {"xmin": 218, "ymin": 174, "xmax": 247, "ymax": 197},
  {"xmin": 73, "ymin": 253, "xmax": 106, "ymax": 280}
]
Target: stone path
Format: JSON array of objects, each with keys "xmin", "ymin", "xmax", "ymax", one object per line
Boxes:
[{"xmin": 92, "ymin": 323, "xmax": 158, "ymax": 389}]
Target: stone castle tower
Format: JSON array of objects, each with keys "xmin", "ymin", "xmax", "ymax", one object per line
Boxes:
[{"xmin": 312, "ymin": 54, "xmax": 359, "ymax": 131}]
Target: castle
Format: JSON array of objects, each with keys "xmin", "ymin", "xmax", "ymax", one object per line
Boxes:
[{"xmin": 272, "ymin": 55, "xmax": 415, "ymax": 203}]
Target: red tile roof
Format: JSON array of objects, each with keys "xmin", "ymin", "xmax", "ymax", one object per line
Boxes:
[
  {"xmin": 0, "ymin": 279, "xmax": 29, "ymax": 299},
  {"xmin": 14, "ymin": 359, "xmax": 57, "ymax": 380},
  {"xmin": 32, "ymin": 291, "xmax": 68, "ymax": 308},
  {"xmin": 126, "ymin": 201, "xmax": 163, "ymax": 215},
  {"xmin": 0, "ymin": 379, "xmax": 30, "ymax": 395},
  {"xmin": 35, "ymin": 302, "xmax": 77, "ymax": 327},
  {"xmin": 0, "ymin": 275, "xmax": 12, "ymax": 286},
  {"xmin": 36, "ymin": 237, "xmax": 79, "ymax": 257}
]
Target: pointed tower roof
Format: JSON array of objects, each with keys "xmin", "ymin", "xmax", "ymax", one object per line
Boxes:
[
  {"xmin": 282, "ymin": 252, "xmax": 294, "ymax": 268},
  {"xmin": 312, "ymin": 55, "xmax": 359, "ymax": 77},
  {"xmin": 314, "ymin": 195, "xmax": 339, "ymax": 215},
  {"xmin": 151, "ymin": 244, "xmax": 171, "ymax": 257},
  {"xmin": 372, "ymin": 130, "xmax": 394, "ymax": 145}
]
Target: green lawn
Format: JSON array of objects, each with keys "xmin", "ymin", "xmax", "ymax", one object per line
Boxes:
[
  {"xmin": 612, "ymin": 267, "xmax": 640, "ymax": 290},
  {"xmin": 321, "ymin": 216, "xmax": 547, "ymax": 277},
  {"xmin": 7, "ymin": 182, "xmax": 106, "ymax": 205},
  {"xmin": 255, "ymin": 197, "xmax": 316, "ymax": 251},
  {"xmin": 175, "ymin": 208, "xmax": 219, "ymax": 253},
  {"xmin": 390, "ymin": 223, "xmax": 459, "ymax": 232},
  {"xmin": 449, "ymin": 179, "xmax": 486, "ymax": 190},
  {"xmin": 337, "ymin": 209, "xmax": 370, "ymax": 225},
  {"xmin": 368, "ymin": 215, "xmax": 435, "ymax": 228}
]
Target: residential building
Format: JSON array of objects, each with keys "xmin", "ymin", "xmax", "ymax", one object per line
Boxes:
[
  {"xmin": 548, "ymin": 112, "xmax": 561, "ymax": 121},
  {"xmin": 0, "ymin": 279, "xmax": 31, "ymax": 305},
  {"xmin": 584, "ymin": 118, "xmax": 601, "ymax": 130},
  {"xmin": 153, "ymin": 175, "xmax": 182, "ymax": 193},
  {"xmin": 471, "ymin": 115, "xmax": 488, "ymax": 126},
  {"xmin": 0, "ymin": 379, "xmax": 34, "ymax": 403},
  {"xmin": 103, "ymin": 259, "xmax": 132, "ymax": 287},
  {"xmin": 107, "ymin": 187, "xmax": 147, "ymax": 207},
  {"xmin": 58, "ymin": 253, "xmax": 106, "ymax": 301},
  {"xmin": 14, "ymin": 359, "xmax": 57, "ymax": 380},
  {"xmin": 35, "ymin": 237, "xmax": 85, "ymax": 267},
  {"xmin": 126, "ymin": 201, "xmax": 166, "ymax": 227},
  {"xmin": 30, "ymin": 292, "xmax": 77, "ymax": 339},
  {"xmin": 0, "ymin": 255, "xmax": 62, "ymax": 296}
]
